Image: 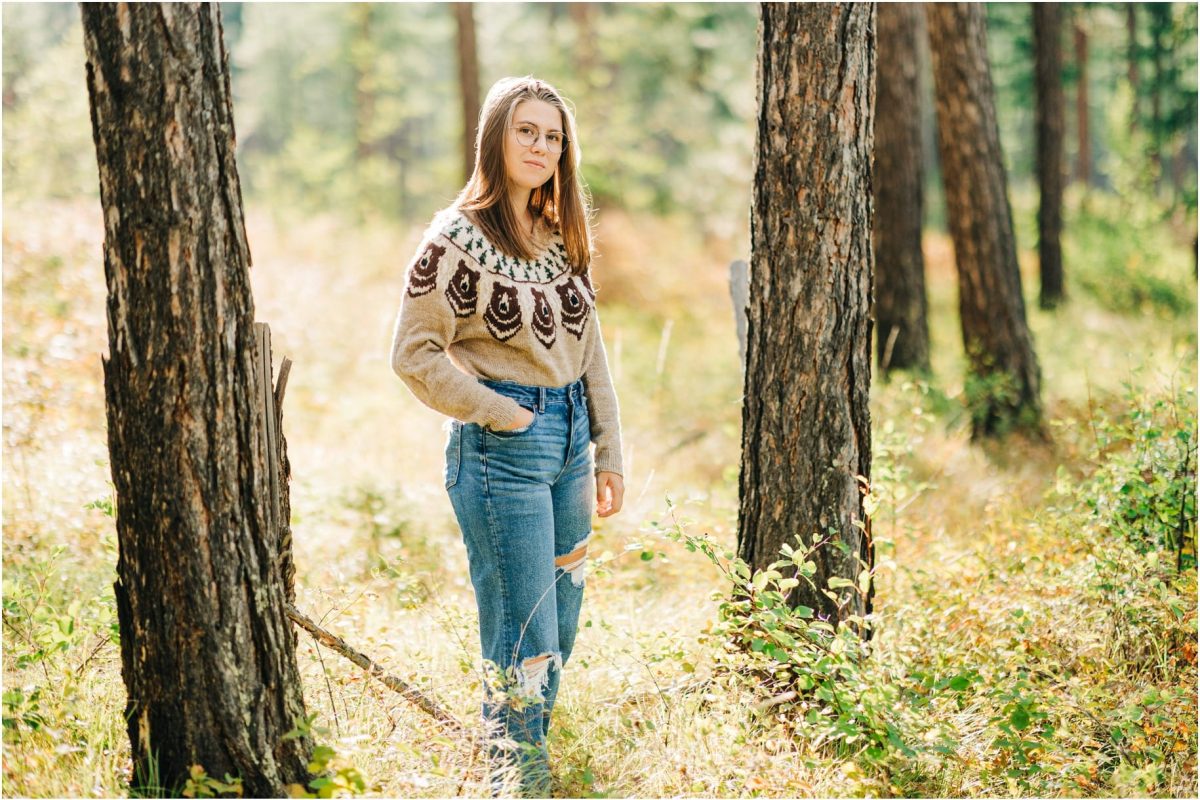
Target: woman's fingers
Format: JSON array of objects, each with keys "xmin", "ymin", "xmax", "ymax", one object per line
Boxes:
[{"xmin": 595, "ymin": 471, "xmax": 624, "ymax": 517}]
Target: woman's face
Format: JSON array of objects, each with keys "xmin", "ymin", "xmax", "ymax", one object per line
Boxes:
[{"xmin": 504, "ymin": 99, "xmax": 563, "ymax": 194}]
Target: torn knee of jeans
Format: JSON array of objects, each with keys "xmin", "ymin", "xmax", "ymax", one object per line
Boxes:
[
  {"xmin": 516, "ymin": 651, "xmax": 562, "ymax": 703},
  {"xmin": 555, "ymin": 532, "xmax": 591, "ymax": 588}
]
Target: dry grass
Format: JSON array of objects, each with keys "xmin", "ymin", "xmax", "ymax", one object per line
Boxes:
[{"xmin": 3, "ymin": 196, "xmax": 1195, "ymax": 797}]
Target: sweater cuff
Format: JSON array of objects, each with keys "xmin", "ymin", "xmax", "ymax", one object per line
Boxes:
[
  {"xmin": 593, "ymin": 449, "xmax": 623, "ymax": 477},
  {"xmin": 479, "ymin": 392, "xmax": 524, "ymax": 430}
]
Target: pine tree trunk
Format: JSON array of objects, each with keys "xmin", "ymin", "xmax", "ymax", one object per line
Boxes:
[
  {"xmin": 927, "ymin": 2, "xmax": 1043, "ymax": 438},
  {"xmin": 455, "ymin": 2, "xmax": 480, "ymax": 184},
  {"xmin": 1074, "ymin": 12, "xmax": 1090, "ymax": 187},
  {"xmin": 874, "ymin": 2, "xmax": 929, "ymax": 374},
  {"xmin": 1034, "ymin": 2, "xmax": 1066, "ymax": 309},
  {"xmin": 81, "ymin": 4, "xmax": 310, "ymax": 795},
  {"xmin": 739, "ymin": 2, "xmax": 875, "ymax": 630},
  {"xmin": 571, "ymin": 2, "xmax": 597, "ymax": 80}
]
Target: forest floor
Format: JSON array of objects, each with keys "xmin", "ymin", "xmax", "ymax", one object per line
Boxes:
[{"xmin": 2, "ymin": 192, "xmax": 1196, "ymax": 798}]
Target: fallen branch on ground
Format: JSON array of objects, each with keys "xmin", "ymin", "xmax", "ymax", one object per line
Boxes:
[{"xmin": 286, "ymin": 602, "xmax": 467, "ymax": 735}]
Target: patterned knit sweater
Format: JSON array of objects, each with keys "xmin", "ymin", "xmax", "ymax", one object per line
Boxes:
[{"xmin": 390, "ymin": 207, "xmax": 624, "ymax": 477}]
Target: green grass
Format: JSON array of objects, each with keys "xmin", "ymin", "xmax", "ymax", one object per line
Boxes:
[{"xmin": 2, "ymin": 192, "xmax": 1195, "ymax": 797}]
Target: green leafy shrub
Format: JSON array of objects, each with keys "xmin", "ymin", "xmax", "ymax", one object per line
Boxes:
[
  {"xmin": 1086, "ymin": 381, "xmax": 1196, "ymax": 569},
  {"xmin": 646, "ymin": 502, "xmax": 933, "ymax": 768}
]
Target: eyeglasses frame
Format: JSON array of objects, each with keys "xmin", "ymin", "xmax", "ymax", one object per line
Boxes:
[{"xmin": 508, "ymin": 124, "xmax": 569, "ymax": 154}]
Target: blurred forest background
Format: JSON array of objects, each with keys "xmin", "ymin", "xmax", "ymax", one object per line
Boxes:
[{"xmin": 3, "ymin": 2, "xmax": 1198, "ymax": 798}]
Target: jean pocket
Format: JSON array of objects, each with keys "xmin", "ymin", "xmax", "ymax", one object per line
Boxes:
[
  {"xmin": 444, "ymin": 421, "xmax": 462, "ymax": 489},
  {"xmin": 484, "ymin": 404, "xmax": 539, "ymax": 438}
]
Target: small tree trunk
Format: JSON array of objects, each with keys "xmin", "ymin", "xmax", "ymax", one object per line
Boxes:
[
  {"xmin": 1034, "ymin": 2, "xmax": 1066, "ymax": 309},
  {"xmin": 927, "ymin": 2, "xmax": 1044, "ymax": 438},
  {"xmin": 455, "ymin": 3, "xmax": 480, "ymax": 183},
  {"xmin": 1148, "ymin": 2, "xmax": 1170, "ymax": 192},
  {"xmin": 874, "ymin": 1, "xmax": 930, "ymax": 374},
  {"xmin": 1073, "ymin": 11, "xmax": 1090, "ymax": 187},
  {"xmin": 739, "ymin": 2, "xmax": 875, "ymax": 631},
  {"xmin": 81, "ymin": 4, "xmax": 310, "ymax": 794}
]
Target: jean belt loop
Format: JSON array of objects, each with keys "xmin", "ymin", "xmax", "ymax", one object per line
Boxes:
[{"xmin": 537, "ymin": 386, "xmax": 546, "ymax": 413}]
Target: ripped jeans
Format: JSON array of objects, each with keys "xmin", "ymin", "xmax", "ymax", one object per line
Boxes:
[{"xmin": 444, "ymin": 376, "xmax": 594, "ymax": 795}]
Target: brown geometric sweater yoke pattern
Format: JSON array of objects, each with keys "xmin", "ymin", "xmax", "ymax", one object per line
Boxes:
[{"xmin": 390, "ymin": 208, "xmax": 624, "ymax": 477}]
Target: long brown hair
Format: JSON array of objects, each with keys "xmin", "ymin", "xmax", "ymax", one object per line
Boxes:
[{"xmin": 453, "ymin": 76, "xmax": 593, "ymax": 276}]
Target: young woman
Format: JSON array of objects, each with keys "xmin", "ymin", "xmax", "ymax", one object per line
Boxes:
[{"xmin": 389, "ymin": 75, "xmax": 625, "ymax": 795}]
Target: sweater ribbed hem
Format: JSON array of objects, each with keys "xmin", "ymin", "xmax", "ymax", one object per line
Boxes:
[{"xmin": 593, "ymin": 451, "xmax": 623, "ymax": 477}]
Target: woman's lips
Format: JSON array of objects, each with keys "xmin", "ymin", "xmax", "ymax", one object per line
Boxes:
[{"xmin": 525, "ymin": 160, "xmax": 545, "ymax": 169}]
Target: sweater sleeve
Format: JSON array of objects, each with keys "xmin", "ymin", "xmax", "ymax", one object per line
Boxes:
[
  {"xmin": 390, "ymin": 234, "xmax": 525, "ymax": 428},
  {"xmin": 581, "ymin": 310, "xmax": 624, "ymax": 477}
]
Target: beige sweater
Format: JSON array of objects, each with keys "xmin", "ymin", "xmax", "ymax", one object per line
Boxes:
[{"xmin": 390, "ymin": 207, "xmax": 624, "ymax": 476}]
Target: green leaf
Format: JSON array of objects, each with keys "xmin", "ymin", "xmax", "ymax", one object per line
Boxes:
[{"xmin": 1010, "ymin": 707, "xmax": 1031, "ymax": 731}]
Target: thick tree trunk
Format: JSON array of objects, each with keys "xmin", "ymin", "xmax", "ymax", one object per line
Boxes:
[
  {"xmin": 926, "ymin": 2, "xmax": 1043, "ymax": 438},
  {"xmin": 739, "ymin": 2, "xmax": 875, "ymax": 630},
  {"xmin": 1033, "ymin": 2, "xmax": 1066, "ymax": 309},
  {"xmin": 81, "ymin": 4, "xmax": 310, "ymax": 795},
  {"xmin": 874, "ymin": 2, "xmax": 929, "ymax": 374},
  {"xmin": 455, "ymin": 2, "xmax": 480, "ymax": 184},
  {"xmin": 1073, "ymin": 12, "xmax": 1090, "ymax": 187}
]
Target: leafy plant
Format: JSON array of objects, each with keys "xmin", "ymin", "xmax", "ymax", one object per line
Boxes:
[
  {"xmin": 283, "ymin": 713, "xmax": 368, "ymax": 799},
  {"xmin": 182, "ymin": 765, "xmax": 244, "ymax": 798},
  {"xmin": 644, "ymin": 500, "xmax": 929, "ymax": 768}
]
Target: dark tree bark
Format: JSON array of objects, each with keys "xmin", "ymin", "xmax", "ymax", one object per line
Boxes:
[
  {"xmin": 739, "ymin": 2, "xmax": 875, "ymax": 631},
  {"xmin": 81, "ymin": 4, "xmax": 310, "ymax": 795},
  {"xmin": 874, "ymin": 2, "xmax": 929, "ymax": 374},
  {"xmin": 926, "ymin": 2, "xmax": 1043, "ymax": 438},
  {"xmin": 1073, "ymin": 10, "xmax": 1090, "ymax": 187},
  {"xmin": 1033, "ymin": 2, "xmax": 1066, "ymax": 309},
  {"xmin": 455, "ymin": 2, "xmax": 480, "ymax": 183}
]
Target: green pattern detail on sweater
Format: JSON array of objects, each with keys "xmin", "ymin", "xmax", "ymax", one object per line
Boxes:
[{"xmin": 442, "ymin": 212, "xmax": 569, "ymax": 283}]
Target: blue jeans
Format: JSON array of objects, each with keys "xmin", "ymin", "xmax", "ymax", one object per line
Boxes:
[{"xmin": 444, "ymin": 376, "xmax": 594, "ymax": 795}]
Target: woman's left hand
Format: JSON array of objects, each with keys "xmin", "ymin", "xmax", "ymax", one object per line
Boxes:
[{"xmin": 596, "ymin": 471, "xmax": 624, "ymax": 517}]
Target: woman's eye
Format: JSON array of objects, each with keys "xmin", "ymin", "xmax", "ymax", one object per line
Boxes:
[
  {"xmin": 548, "ymin": 134, "xmax": 562, "ymax": 145},
  {"xmin": 520, "ymin": 126, "xmax": 535, "ymax": 136}
]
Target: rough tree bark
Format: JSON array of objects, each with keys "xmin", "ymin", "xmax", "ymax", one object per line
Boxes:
[
  {"xmin": 81, "ymin": 4, "xmax": 310, "ymax": 794},
  {"xmin": 927, "ymin": 2, "xmax": 1043, "ymax": 438},
  {"xmin": 874, "ymin": 1, "xmax": 929, "ymax": 374},
  {"xmin": 1034, "ymin": 2, "xmax": 1066, "ymax": 309},
  {"xmin": 739, "ymin": 2, "xmax": 875, "ymax": 630},
  {"xmin": 455, "ymin": 2, "xmax": 480, "ymax": 183}
]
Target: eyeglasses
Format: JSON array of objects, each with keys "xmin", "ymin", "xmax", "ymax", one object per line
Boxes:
[{"xmin": 510, "ymin": 124, "xmax": 568, "ymax": 154}]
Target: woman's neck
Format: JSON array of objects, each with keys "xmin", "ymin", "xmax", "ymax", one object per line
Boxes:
[{"xmin": 507, "ymin": 187, "xmax": 536, "ymax": 236}]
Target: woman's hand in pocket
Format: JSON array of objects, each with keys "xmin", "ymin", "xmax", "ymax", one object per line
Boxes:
[{"xmin": 495, "ymin": 405, "xmax": 536, "ymax": 431}]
